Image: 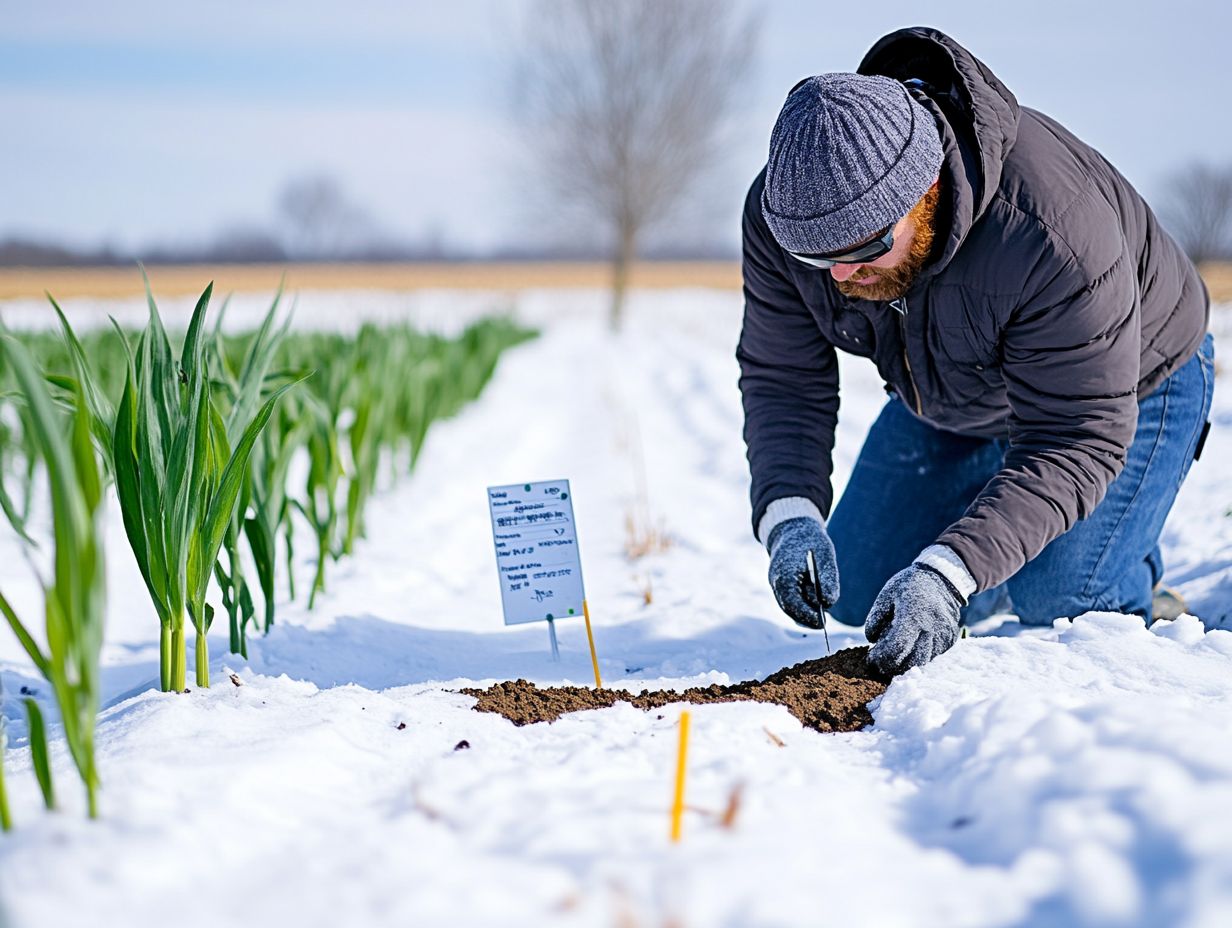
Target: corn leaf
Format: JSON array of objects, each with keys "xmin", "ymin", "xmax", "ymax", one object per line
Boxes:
[
  {"xmin": 0, "ymin": 337, "xmax": 89, "ymax": 594},
  {"xmin": 0, "ymin": 468, "xmax": 36, "ymax": 547},
  {"xmin": 24, "ymin": 699, "xmax": 55, "ymax": 810},
  {"xmin": 113, "ymin": 353, "xmax": 171, "ymax": 625},
  {"xmin": 199, "ymin": 380, "xmax": 302, "ymax": 593},
  {"xmin": 0, "ymin": 589, "xmax": 49, "ymax": 676},
  {"xmin": 47, "ymin": 295, "xmax": 115, "ymax": 469}
]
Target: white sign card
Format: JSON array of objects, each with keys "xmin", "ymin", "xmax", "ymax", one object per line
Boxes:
[{"xmin": 486, "ymin": 479, "xmax": 587, "ymax": 626}]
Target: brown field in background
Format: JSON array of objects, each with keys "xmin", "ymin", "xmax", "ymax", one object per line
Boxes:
[
  {"xmin": 1199, "ymin": 262, "xmax": 1232, "ymax": 304},
  {"xmin": 0, "ymin": 260, "xmax": 1229, "ymax": 303},
  {"xmin": 0, "ymin": 262, "xmax": 741, "ymax": 301}
]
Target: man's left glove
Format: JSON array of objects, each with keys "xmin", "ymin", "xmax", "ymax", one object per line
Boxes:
[
  {"xmin": 865, "ymin": 561, "xmax": 966, "ymax": 676},
  {"xmin": 766, "ymin": 517, "xmax": 839, "ymax": 629}
]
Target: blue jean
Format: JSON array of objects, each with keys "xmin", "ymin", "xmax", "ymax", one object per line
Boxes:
[{"xmin": 828, "ymin": 334, "xmax": 1215, "ymax": 627}]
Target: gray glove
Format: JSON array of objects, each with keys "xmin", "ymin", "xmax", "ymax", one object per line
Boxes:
[
  {"xmin": 865, "ymin": 563, "xmax": 964, "ymax": 675},
  {"xmin": 767, "ymin": 517, "xmax": 839, "ymax": 629}
]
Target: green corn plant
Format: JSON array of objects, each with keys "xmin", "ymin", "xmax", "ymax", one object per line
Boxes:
[
  {"xmin": 0, "ymin": 334, "xmax": 106, "ymax": 819},
  {"xmin": 207, "ymin": 299, "xmax": 258, "ymax": 658},
  {"xmin": 280, "ymin": 331, "xmax": 351, "ymax": 610},
  {"xmin": 379, "ymin": 332, "xmax": 416, "ymax": 483},
  {"xmin": 190, "ymin": 348, "xmax": 301, "ymax": 684},
  {"xmin": 208, "ymin": 289, "xmax": 298, "ymax": 656},
  {"xmin": 294, "ymin": 391, "xmax": 344, "ymax": 610},
  {"xmin": 341, "ymin": 327, "xmax": 390, "ymax": 555},
  {"xmin": 244, "ymin": 399, "xmax": 309, "ymax": 634},
  {"xmin": 341, "ymin": 386, "xmax": 374, "ymax": 555},
  {"xmin": 404, "ymin": 348, "xmax": 444, "ymax": 472},
  {"xmin": 111, "ymin": 292, "xmax": 179, "ymax": 691},
  {"xmin": 111, "ymin": 279, "xmax": 299, "ymax": 690}
]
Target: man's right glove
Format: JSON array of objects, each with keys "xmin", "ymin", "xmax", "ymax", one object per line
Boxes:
[
  {"xmin": 766, "ymin": 517, "xmax": 839, "ymax": 629},
  {"xmin": 865, "ymin": 562, "xmax": 964, "ymax": 676}
]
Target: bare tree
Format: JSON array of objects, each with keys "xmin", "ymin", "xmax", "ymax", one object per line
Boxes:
[
  {"xmin": 277, "ymin": 174, "xmax": 377, "ymax": 261},
  {"xmin": 205, "ymin": 224, "xmax": 288, "ymax": 264},
  {"xmin": 1159, "ymin": 161, "xmax": 1232, "ymax": 265},
  {"xmin": 513, "ymin": 0, "xmax": 756, "ymax": 330}
]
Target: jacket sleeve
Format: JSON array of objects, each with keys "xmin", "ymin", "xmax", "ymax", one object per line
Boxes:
[
  {"xmin": 935, "ymin": 229, "xmax": 1141, "ymax": 591},
  {"xmin": 737, "ymin": 173, "xmax": 841, "ymax": 538}
]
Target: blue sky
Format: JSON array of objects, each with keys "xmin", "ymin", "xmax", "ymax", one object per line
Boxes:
[{"xmin": 2, "ymin": 0, "xmax": 1229, "ymax": 254}]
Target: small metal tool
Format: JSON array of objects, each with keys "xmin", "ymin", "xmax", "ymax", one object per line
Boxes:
[{"xmin": 805, "ymin": 549, "xmax": 831, "ymax": 654}]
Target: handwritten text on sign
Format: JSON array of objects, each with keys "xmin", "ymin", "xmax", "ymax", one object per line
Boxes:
[{"xmin": 487, "ymin": 479, "xmax": 587, "ymax": 626}]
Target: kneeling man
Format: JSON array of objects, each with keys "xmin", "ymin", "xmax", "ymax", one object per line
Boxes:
[{"xmin": 739, "ymin": 27, "xmax": 1214, "ymax": 674}]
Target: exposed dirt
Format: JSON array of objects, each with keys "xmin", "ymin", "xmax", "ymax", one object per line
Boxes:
[{"xmin": 460, "ymin": 646, "xmax": 889, "ymax": 733}]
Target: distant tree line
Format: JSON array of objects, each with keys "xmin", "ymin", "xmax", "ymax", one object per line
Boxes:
[
  {"xmin": 0, "ymin": 234, "xmax": 738, "ymax": 268},
  {"xmin": 0, "ymin": 170, "xmax": 739, "ymax": 269},
  {"xmin": 6, "ymin": 157, "xmax": 1229, "ymax": 271},
  {"xmin": 9, "ymin": 160, "xmax": 1229, "ymax": 270}
]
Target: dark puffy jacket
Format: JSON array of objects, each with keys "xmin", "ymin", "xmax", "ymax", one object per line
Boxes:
[{"xmin": 738, "ymin": 26, "xmax": 1210, "ymax": 592}]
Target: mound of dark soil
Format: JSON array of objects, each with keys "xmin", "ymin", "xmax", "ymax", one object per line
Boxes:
[{"xmin": 460, "ymin": 646, "xmax": 888, "ymax": 733}]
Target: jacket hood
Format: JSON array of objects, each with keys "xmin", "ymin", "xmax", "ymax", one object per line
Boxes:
[{"xmin": 858, "ymin": 27, "xmax": 1020, "ymax": 276}]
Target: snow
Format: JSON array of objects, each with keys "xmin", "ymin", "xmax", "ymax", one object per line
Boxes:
[{"xmin": 1, "ymin": 289, "xmax": 1230, "ymax": 928}]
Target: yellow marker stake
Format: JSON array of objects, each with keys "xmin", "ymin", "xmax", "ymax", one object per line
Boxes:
[
  {"xmin": 670, "ymin": 710, "xmax": 691, "ymax": 843},
  {"xmin": 582, "ymin": 599, "xmax": 602, "ymax": 689}
]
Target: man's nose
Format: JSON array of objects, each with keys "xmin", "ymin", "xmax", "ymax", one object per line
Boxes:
[{"xmin": 829, "ymin": 262, "xmax": 863, "ymax": 282}]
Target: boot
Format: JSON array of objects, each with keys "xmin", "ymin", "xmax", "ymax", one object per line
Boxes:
[{"xmin": 1151, "ymin": 584, "xmax": 1189, "ymax": 623}]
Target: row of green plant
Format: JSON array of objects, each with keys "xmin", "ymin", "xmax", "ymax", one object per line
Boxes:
[{"xmin": 0, "ymin": 277, "xmax": 534, "ymax": 826}]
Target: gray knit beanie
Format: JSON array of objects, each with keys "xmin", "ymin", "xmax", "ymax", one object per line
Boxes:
[{"xmin": 761, "ymin": 73, "xmax": 943, "ymax": 255}]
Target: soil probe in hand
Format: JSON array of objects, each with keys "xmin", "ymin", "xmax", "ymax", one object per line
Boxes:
[
  {"xmin": 670, "ymin": 710, "xmax": 691, "ymax": 843},
  {"xmin": 806, "ymin": 550, "xmax": 831, "ymax": 654}
]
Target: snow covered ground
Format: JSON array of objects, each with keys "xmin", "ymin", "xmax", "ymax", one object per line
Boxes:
[{"xmin": 0, "ymin": 288, "xmax": 1229, "ymax": 928}]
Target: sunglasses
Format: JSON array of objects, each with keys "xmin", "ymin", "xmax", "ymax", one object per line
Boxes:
[{"xmin": 787, "ymin": 225, "xmax": 895, "ymax": 269}]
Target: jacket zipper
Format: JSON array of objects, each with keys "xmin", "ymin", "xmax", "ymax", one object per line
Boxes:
[{"xmin": 892, "ymin": 297, "xmax": 923, "ymax": 415}]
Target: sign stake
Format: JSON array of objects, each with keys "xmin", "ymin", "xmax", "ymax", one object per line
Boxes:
[
  {"xmin": 547, "ymin": 617, "xmax": 560, "ymax": 662},
  {"xmin": 670, "ymin": 710, "xmax": 691, "ymax": 843},
  {"xmin": 583, "ymin": 599, "xmax": 602, "ymax": 688},
  {"xmin": 487, "ymin": 480, "xmax": 589, "ymax": 663}
]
